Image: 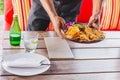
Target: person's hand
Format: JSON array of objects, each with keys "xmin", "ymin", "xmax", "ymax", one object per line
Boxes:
[
  {"xmin": 88, "ymin": 15, "xmax": 100, "ymax": 29},
  {"xmin": 51, "ymin": 16, "xmax": 66, "ymax": 39}
]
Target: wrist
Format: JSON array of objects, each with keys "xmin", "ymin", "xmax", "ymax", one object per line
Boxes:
[
  {"xmin": 91, "ymin": 14, "xmax": 99, "ymax": 20},
  {"xmin": 50, "ymin": 15, "xmax": 58, "ymax": 24},
  {"xmin": 92, "ymin": 13, "xmax": 99, "ymax": 17}
]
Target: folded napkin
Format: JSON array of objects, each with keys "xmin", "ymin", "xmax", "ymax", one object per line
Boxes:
[{"xmin": 6, "ymin": 58, "xmax": 45, "ymax": 68}]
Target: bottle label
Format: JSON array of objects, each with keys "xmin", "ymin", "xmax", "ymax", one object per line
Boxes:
[{"xmin": 10, "ymin": 34, "xmax": 21, "ymax": 46}]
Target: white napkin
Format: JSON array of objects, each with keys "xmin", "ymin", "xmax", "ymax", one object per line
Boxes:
[{"xmin": 6, "ymin": 58, "xmax": 44, "ymax": 68}]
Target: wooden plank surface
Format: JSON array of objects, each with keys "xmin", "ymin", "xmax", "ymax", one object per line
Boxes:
[
  {"xmin": 3, "ymin": 31, "xmax": 120, "ymax": 39},
  {"xmin": 44, "ymin": 37, "xmax": 74, "ymax": 59},
  {"xmin": 1, "ymin": 73, "xmax": 120, "ymax": 80},
  {"xmin": 3, "ymin": 40, "xmax": 46, "ymax": 49},
  {"xmin": 3, "ymin": 31, "xmax": 57, "ymax": 39},
  {"xmin": 1, "ymin": 59, "xmax": 120, "ymax": 75},
  {"xmin": 104, "ymin": 31, "xmax": 120, "ymax": 38},
  {"xmin": 68, "ymin": 39, "xmax": 120, "ymax": 48},
  {"xmin": 3, "ymin": 39, "xmax": 120, "ymax": 49},
  {"xmin": 3, "ymin": 31, "xmax": 120, "ymax": 49},
  {"xmin": 1, "ymin": 31, "xmax": 120, "ymax": 80},
  {"xmin": 1, "ymin": 49, "xmax": 120, "ymax": 75},
  {"xmin": 2, "ymin": 48, "xmax": 120, "ymax": 60}
]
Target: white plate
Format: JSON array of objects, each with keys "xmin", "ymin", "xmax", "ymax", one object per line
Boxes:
[{"xmin": 2, "ymin": 53, "xmax": 50, "ymax": 76}]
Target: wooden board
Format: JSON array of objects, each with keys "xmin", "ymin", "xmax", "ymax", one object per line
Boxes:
[
  {"xmin": 44, "ymin": 37, "xmax": 74, "ymax": 59},
  {"xmin": 3, "ymin": 48, "xmax": 120, "ymax": 60},
  {"xmin": 2, "ymin": 59, "xmax": 120, "ymax": 75},
  {"xmin": 3, "ymin": 31, "xmax": 120, "ymax": 39},
  {"xmin": 3, "ymin": 38, "xmax": 120, "ymax": 49},
  {"xmin": 1, "ymin": 73, "xmax": 120, "ymax": 80}
]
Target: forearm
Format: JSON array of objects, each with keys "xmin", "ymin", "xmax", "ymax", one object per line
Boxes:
[
  {"xmin": 39, "ymin": 0, "xmax": 57, "ymax": 22},
  {"xmin": 92, "ymin": 0, "xmax": 103, "ymax": 17}
]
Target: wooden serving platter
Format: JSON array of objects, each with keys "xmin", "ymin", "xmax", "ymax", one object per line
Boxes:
[{"xmin": 65, "ymin": 36, "xmax": 105, "ymax": 43}]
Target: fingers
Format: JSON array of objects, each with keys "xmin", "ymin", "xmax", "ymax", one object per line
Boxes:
[
  {"xmin": 88, "ymin": 16, "xmax": 96, "ymax": 27},
  {"xmin": 61, "ymin": 19, "xmax": 66, "ymax": 30},
  {"xmin": 54, "ymin": 16, "xmax": 66, "ymax": 39},
  {"xmin": 54, "ymin": 25, "xmax": 65, "ymax": 39},
  {"xmin": 57, "ymin": 23, "xmax": 65, "ymax": 39},
  {"xmin": 88, "ymin": 20, "xmax": 93, "ymax": 27},
  {"xmin": 88, "ymin": 16, "xmax": 100, "ymax": 29},
  {"xmin": 92, "ymin": 23, "xmax": 99, "ymax": 29},
  {"xmin": 59, "ymin": 20, "xmax": 67, "ymax": 33},
  {"xmin": 51, "ymin": 16, "xmax": 66, "ymax": 39},
  {"xmin": 56, "ymin": 31, "xmax": 65, "ymax": 39}
]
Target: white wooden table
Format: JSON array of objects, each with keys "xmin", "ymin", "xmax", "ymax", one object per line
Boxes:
[{"xmin": 1, "ymin": 31, "xmax": 120, "ymax": 80}]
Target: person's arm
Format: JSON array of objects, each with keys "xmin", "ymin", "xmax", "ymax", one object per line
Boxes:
[
  {"xmin": 88, "ymin": 0, "xmax": 103, "ymax": 29},
  {"xmin": 39, "ymin": 0, "xmax": 65, "ymax": 38}
]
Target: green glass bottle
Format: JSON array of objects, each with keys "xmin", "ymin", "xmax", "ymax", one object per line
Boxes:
[{"xmin": 9, "ymin": 14, "xmax": 21, "ymax": 46}]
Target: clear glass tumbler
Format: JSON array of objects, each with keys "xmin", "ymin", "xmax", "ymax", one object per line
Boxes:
[{"xmin": 23, "ymin": 32, "xmax": 38, "ymax": 53}]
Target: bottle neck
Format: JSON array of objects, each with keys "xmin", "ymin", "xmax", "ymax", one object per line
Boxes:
[
  {"xmin": 14, "ymin": 16, "xmax": 19, "ymax": 23},
  {"xmin": 10, "ymin": 15, "xmax": 21, "ymax": 32}
]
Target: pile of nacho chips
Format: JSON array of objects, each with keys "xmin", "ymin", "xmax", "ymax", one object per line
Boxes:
[{"xmin": 65, "ymin": 24, "xmax": 104, "ymax": 41}]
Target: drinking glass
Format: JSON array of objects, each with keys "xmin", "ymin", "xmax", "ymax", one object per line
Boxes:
[{"xmin": 23, "ymin": 32, "xmax": 38, "ymax": 53}]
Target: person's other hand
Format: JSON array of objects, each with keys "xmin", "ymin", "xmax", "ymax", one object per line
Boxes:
[
  {"xmin": 88, "ymin": 15, "xmax": 100, "ymax": 29},
  {"xmin": 52, "ymin": 16, "xmax": 66, "ymax": 39}
]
